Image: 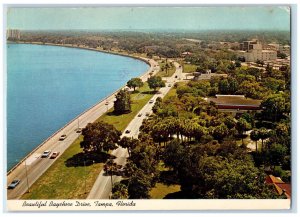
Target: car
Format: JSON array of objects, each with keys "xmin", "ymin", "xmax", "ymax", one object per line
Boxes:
[
  {"xmin": 41, "ymin": 150, "xmax": 51, "ymax": 158},
  {"xmin": 105, "ymin": 101, "xmax": 109, "ymax": 105},
  {"xmin": 50, "ymin": 152, "xmax": 60, "ymax": 159},
  {"xmin": 59, "ymin": 134, "xmax": 67, "ymax": 141},
  {"xmin": 145, "ymin": 112, "xmax": 150, "ymax": 116},
  {"xmin": 138, "ymin": 113, "xmax": 142, "ymax": 117},
  {"xmin": 8, "ymin": 179, "xmax": 20, "ymax": 189},
  {"xmin": 149, "ymin": 100, "xmax": 154, "ymax": 104},
  {"xmin": 125, "ymin": 129, "xmax": 131, "ymax": 134},
  {"xmin": 175, "ymin": 75, "xmax": 178, "ymax": 78},
  {"xmin": 75, "ymin": 128, "xmax": 82, "ymax": 133},
  {"xmin": 168, "ymin": 84, "xmax": 172, "ymax": 87}
]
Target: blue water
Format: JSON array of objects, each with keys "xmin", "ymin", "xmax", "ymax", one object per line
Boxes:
[{"xmin": 7, "ymin": 43, "xmax": 149, "ymax": 170}]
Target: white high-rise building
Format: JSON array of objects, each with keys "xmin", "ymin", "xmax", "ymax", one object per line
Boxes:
[
  {"xmin": 237, "ymin": 39, "xmax": 277, "ymax": 62},
  {"xmin": 7, "ymin": 29, "xmax": 21, "ymax": 40}
]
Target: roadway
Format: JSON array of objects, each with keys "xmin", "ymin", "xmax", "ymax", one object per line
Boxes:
[
  {"xmin": 87, "ymin": 61, "xmax": 183, "ymax": 199},
  {"xmin": 7, "ymin": 57, "xmax": 159, "ymax": 200}
]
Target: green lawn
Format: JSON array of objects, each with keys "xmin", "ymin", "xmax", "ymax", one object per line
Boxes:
[
  {"xmin": 163, "ymin": 82, "xmax": 185, "ymax": 101},
  {"xmin": 149, "ymin": 161, "xmax": 181, "ymax": 199},
  {"xmin": 96, "ymin": 83, "xmax": 154, "ymax": 131},
  {"xmin": 21, "ymin": 83, "xmax": 155, "ymax": 199},
  {"xmin": 149, "ymin": 183, "xmax": 181, "ymax": 199},
  {"xmin": 156, "ymin": 62, "xmax": 176, "ymax": 77},
  {"xmin": 183, "ymin": 63, "xmax": 198, "ymax": 73},
  {"xmin": 22, "ymin": 136, "xmax": 104, "ymax": 199}
]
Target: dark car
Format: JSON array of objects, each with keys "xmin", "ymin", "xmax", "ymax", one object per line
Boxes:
[
  {"xmin": 138, "ymin": 113, "xmax": 142, "ymax": 117},
  {"xmin": 125, "ymin": 129, "xmax": 131, "ymax": 134},
  {"xmin": 50, "ymin": 152, "xmax": 60, "ymax": 159},
  {"xmin": 8, "ymin": 179, "xmax": 20, "ymax": 189}
]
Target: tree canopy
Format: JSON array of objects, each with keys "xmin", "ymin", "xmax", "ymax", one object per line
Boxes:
[
  {"xmin": 114, "ymin": 89, "xmax": 131, "ymax": 114},
  {"xmin": 80, "ymin": 121, "xmax": 121, "ymax": 153},
  {"xmin": 127, "ymin": 78, "xmax": 143, "ymax": 91},
  {"xmin": 147, "ymin": 76, "xmax": 166, "ymax": 91}
]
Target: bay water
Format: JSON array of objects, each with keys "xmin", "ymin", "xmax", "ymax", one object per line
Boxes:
[{"xmin": 6, "ymin": 43, "xmax": 149, "ymax": 170}]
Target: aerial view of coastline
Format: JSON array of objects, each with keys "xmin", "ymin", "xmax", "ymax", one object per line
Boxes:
[{"xmin": 5, "ymin": 6, "xmax": 292, "ymax": 211}]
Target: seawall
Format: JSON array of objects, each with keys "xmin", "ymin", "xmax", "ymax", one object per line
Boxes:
[{"xmin": 6, "ymin": 42, "xmax": 157, "ymax": 175}]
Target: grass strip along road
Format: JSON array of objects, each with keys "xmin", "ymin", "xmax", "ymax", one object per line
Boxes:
[{"xmin": 21, "ymin": 83, "xmax": 155, "ymax": 199}]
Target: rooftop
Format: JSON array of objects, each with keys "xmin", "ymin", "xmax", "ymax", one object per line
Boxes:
[{"xmin": 207, "ymin": 95, "xmax": 262, "ymax": 107}]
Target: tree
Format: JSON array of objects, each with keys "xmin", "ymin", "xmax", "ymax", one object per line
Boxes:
[
  {"xmin": 212, "ymin": 123, "xmax": 229, "ymax": 141},
  {"xmin": 258, "ymin": 127, "xmax": 270, "ymax": 151},
  {"xmin": 267, "ymin": 143, "xmax": 288, "ymax": 167},
  {"xmin": 235, "ymin": 60, "xmax": 241, "ymax": 67},
  {"xmin": 111, "ymin": 182, "xmax": 128, "ymax": 199},
  {"xmin": 261, "ymin": 94, "xmax": 287, "ymax": 121},
  {"xmin": 114, "ymin": 89, "xmax": 131, "ymax": 114},
  {"xmin": 277, "ymin": 52, "xmax": 287, "ymax": 59},
  {"xmin": 128, "ymin": 169, "xmax": 152, "ymax": 199},
  {"xmin": 127, "ymin": 78, "xmax": 143, "ymax": 91},
  {"xmin": 147, "ymin": 76, "xmax": 165, "ymax": 91},
  {"xmin": 250, "ymin": 129, "xmax": 260, "ymax": 152},
  {"xmin": 119, "ymin": 137, "xmax": 139, "ymax": 157},
  {"xmin": 236, "ymin": 118, "xmax": 251, "ymax": 145},
  {"xmin": 218, "ymin": 79, "xmax": 229, "ymax": 94},
  {"xmin": 80, "ymin": 121, "xmax": 121, "ymax": 153}
]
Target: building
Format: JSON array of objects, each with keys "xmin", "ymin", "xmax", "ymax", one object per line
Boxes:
[
  {"xmin": 237, "ymin": 39, "xmax": 277, "ymax": 62},
  {"xmin": 206, "ymin": 95, "xmax": 262, "ymax": 111},
  {"xmin": 265, "ymin": 175, "xmax": 291, "ymax": 199},
  {"xmin": 7, "ymin": 29, "xmax": 21, "ymax": 40}
]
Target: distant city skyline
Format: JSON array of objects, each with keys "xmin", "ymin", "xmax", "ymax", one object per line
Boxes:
[{"xmin": 7, "ymin": 6, "xmax": 290, "ymax": 31}]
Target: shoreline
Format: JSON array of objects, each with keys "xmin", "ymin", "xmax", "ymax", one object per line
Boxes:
[
  {"xmin": 9, "ymin": 41, "xmax": 152, "ymax": 68},
  {"xmin": 7, "ymin": 42, "xmax": 157, "ymax": 175}
]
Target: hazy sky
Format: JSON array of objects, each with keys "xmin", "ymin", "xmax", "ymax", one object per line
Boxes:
[{"xmin": 7, "ymin": 6, "xmax": 290, "ymax": 31}]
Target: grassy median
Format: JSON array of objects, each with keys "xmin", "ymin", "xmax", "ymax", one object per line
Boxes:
[
  {"xmin": 156, "ymin": 62, "xmax": 176, "ymax": 77},
  {"xmin": 21, "ymin": 83, "xmax": 154, "ymax": 199}
]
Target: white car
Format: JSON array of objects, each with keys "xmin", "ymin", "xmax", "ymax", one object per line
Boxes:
[{"xmin": 41, "ymin": 150, "xmax": 51, "ymax": 158}]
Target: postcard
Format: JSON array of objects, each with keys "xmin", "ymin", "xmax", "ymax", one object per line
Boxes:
[{"xmin": 4, "ymin": 5, "xmax": 292, "ymax": 211}]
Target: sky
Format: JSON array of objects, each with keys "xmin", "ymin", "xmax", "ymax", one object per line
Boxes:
[{"xmin": 6, "ymin": 6, "xmax": 290, "ymax": 31}]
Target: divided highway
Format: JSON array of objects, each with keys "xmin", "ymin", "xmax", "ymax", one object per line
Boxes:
[{"xmin": 87, "ymin": 61, "xmax": 183, "ymax": 199}]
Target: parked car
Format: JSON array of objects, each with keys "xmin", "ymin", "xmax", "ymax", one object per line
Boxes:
[
  {"xmin": 50, "ymin": 152, "xmax": 60, "ymax": 159},
  {"xmin": 138, "ymin": 113, "xmax": 142, "ymax": 117},
  {"xmin": 145, "ymin": 112, "xmax": 150, "ymax": 116},
  {"xmin": 41, "ymin": 150, "xmax": 51, "ymax": 158},
  {"xmin": 168, "ymin": 84, "xmax": 172, "ymax": 87},
  {"xmin": 59, "ymin": 134, "xmax": 67, "ymax": 141},
  {"xmin": 125, "ymin": 129, "xmax": 131, "ymax": 134},
  {"xmin": 105, "ymin": 101, "xmax": 109, "ymax": 105},
  {"xmin": 7, "ymin": 179, "xmax": 20, "ymax": 189},
  {"xmin": 149, "ymin": 100, "xmax": 154, "ymax": 104}
]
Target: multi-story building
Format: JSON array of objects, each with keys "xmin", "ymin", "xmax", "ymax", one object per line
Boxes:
[
  {"xmin": 237, "ymin": 39, "xmax": 277, "ymax": 62},
  {"xmin": 7, "ymin": 29, "xmax": 21, "ymax": 40}
]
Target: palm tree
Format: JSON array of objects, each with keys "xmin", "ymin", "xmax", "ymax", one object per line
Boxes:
[
  {"xmin": 258, "ymin": 128, "xmax": 270, "ymax": 151},
  {"xmin": 250, "ymin": 129, "xmax": 260, "ymax": 152}
]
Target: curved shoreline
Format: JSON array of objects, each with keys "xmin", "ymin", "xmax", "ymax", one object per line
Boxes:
[
  {"xmin": 11, "ymin": 41, "xmax": 152, "ymax": 69},
  {"xmin": 7, "ymin": 42, "xmax": 157, "ymax": 175}
]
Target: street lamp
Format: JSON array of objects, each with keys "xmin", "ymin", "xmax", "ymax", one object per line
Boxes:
[
  {"xmin": 24, "ymin": 159, "xmax": 30, "ymax": 193},
  {"xmin": 83, "ymin": 158, "xmax": 87, "ymax": 194}
]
